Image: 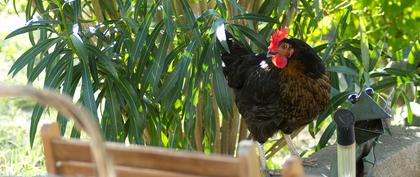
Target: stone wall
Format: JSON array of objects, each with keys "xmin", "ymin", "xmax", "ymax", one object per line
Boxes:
[{"xmin": 305, "ymin": 126, "xmax": 420, "ymax": 177}]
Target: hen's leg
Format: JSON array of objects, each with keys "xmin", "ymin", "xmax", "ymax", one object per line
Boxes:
[
  {"xmin": 282, "ymin": 132, "xmax": 317, "ymax": 167},
  {"xmin": 257, "ymin": 143, "xmax": 272, "ymax": 177},
  {"xmin": 257, "ymin": 143, "xmax": 268, "ymax": 170}
]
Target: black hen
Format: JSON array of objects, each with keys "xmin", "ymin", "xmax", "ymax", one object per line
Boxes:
[{"xmin": 221, "ymin": 29, "xmax": 330, "ymax": 145}]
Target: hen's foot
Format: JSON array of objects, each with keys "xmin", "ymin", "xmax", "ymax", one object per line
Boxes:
[
  {"xmin": 262, "ymin": 168, "xmax": 280, "ymax": 177},
  {"xmin": 301, "ymin": 157, "xmax": 317, "ymax": 167}
]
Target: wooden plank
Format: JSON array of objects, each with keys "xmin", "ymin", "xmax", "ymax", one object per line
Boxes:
[
  {"xmin": 40, "ymin": 123, "xmax": 61, "ymax": 174},
  {"xmin": 237, "ymin": 141, "xmax": 261, "ymax": 177},
  {"xmin": 51, "ymin": 138, "xmax": 241, "ymax": 177},
  {"xmin": 57, "ymin": 161, "xmax": 206, "ymax": 177}
]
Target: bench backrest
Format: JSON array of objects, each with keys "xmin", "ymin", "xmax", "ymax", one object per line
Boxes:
[{"xmin": 41, "ymin": 123, "xmax": 261, "ymax": 177}]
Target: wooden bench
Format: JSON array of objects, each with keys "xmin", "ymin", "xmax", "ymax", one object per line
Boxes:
[{"xmin": 41, "ymin": 123, "xmax": 261, "ymax": 177}]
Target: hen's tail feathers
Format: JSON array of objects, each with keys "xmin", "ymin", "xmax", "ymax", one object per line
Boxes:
[{"xmin": 221, "ymin": 30, "xmax": 249, "ymax": 66}]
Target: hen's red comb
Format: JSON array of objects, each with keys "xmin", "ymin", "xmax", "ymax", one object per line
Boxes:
[{"xmin": 268, "ymin": 28, "xmax": 289, "ymax": 51}]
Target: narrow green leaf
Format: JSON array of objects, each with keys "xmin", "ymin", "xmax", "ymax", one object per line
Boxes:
[
  {"xmin": 317, "ymin": 121, "xmax": 336, "ymax": 150},
  {"xmin": 371, "ymin": 77, "xmax": 397, "ymax": 91},
  {"xmin": 28, "ymin": 53, "xmax": 55, "ymax": 82},
  {"xmin": 136, "ymin": 21, "xmax": 164, "ymax": 78},
  {"xmin": 215, "ymin": 0, "xmax": 227, "ymax": 18},
  {"xmin": 316, "ymin": 90, "xmax": 350, "ymax": 129},
  {"xmin": 230, "ymin": 13, "xmax": 279, "ymax": 24},
  {"xmin": 359, "ymin": 16, "xmax": 370, "ymax": 85},
  {"xmin": 258, "ymin": 0, "xmax": 276, "ymax": 15},
  {"xmin": 162, "ymin": 0, "xmax": 174, "ymax": 40},
  {"xmin": 44, "ymin": 54, "xmax": 69, "ymax": 88},
  {"xmin": 86, "ymin": 45, "xmax": 119, "ymax": 78},
  {"xmin": 321, "ymin": 39, "xmax": 336, "ymax": 62},
  {"xmin": 28, "ymin": 41, "xmax": 67, "ymax": 82},
  {"xmin": 157, "ymin": 41, "xmax": 196, "ymax": 102},
  {"xmin": 327, "ymin": 66, "xmax": 359, "ymax": 76},
  {"xmin": 5, "ymin": 24, "xmax": 53, "ymax": 39},
  {"xmin": 212, "ymin": 39, "xmax": 233, "ymax": 118},
  {"xmin": 300, "ymin": 0, "xmax": 314, "ymax": 17},
  {"xmin": 145, "ymin": 33, "xmax": 170, "ymax": 93},
  {"xmin": 72, "ymin": 0, "xmax": 82, "ymax": 21},
  {"xmin": 180, "ymin": 0, "xmax": 202, "ymax": 45},
  {"xmin": 81, "ymin": 61, "xmax": 98, "ymax": 119},
  {"xmin": 70, "ymin": 30, "xmax": 89, "ymax": 62},
  {"xmin": 232, "ymin": 24, "xmax": 267, "ymax": 50},
  {"xmin": 29, "ymin": 104, "xmax": 45, "ymax": 147},
  {"xmin": 229, "ymin": 0, "xmax": 245, "ymax": 14},
  {"xmin": 102, "ymin": 80, "xmax": 124, "ymax": 142},
  {"xmin": 134, "ymin": 0, "xmax": 147, "ymax": 18},
  {"xmin": 57, "ymin": 57, "xmax": 75, "ymax": 135},
  {"xmin": 70, "ymin": 125, "xmax": 81, "ymax": 138},
  {"xmin": 180, "ymin": 0, "xmax": 197, "ymax": 28},
  {"xmin": 384, "ymin": 67, "xmax": 409, "ymax": 76},
  {"xmin": 212, "ymin": 18, "xmax": 230, "ymax": 53},
  {"xmin": 337, "ymin": 6, "xmax": 351, "ymax": 39},
  {"xmin": 69, "ymin": 27, "xmax": 98, "ymax": 119},
  {"xmin": 114, "ymin": 79, "xmax": 143, "ymax": 144},
  {"xmin": 212, "ymin": 68, "xmax": 233, "ymax": 118},
  {"xmin": 277, "ymin": 0, "xmax": 289, "ymax": 20},
  {"xmin": 9, "ymin": 38, "xmax": 60, "ymax": 76},
  {"xmin": 401, "ymin": 91, "xmax": 413, "ymax": 125},
  {"xmin": 129, "ymin": 1, "xmax": 160, "ymax": 73},
  {"xmin": 308, "ymin": 122, "xmax": 316, "ymax": 138},
  {"xmin": 198, "ymin": 9, "xmax": 221, "ymax": 21}
]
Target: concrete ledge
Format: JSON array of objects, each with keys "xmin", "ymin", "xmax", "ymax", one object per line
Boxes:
[{"xmin": 305, "ymin": 126, "xmax": 420, "ymax": 177}]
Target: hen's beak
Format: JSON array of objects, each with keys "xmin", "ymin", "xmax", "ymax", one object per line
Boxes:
[{"xmin": 266, "ymin": 51, "xmax": 277, "ymax": 57}]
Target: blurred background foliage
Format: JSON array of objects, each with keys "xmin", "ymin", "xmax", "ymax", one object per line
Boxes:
[{"xmin": 0, "ymin": 0, "xmax": 419, "ymax": 174}]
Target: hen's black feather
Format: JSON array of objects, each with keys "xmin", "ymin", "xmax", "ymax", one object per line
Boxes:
[{"xmin": 221, "ymin": 31, "xmax": 330, "ymax": 143}]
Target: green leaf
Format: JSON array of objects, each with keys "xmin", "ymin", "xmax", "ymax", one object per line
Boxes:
[
  {"xmin": 212, "ymin": 39, "xmax": 233, "ymax": 118},
  {"xmin": 28, "ymin": 53, "xmax": 55, "ymax": 82},
  {"xmin": 86, "ymin": 45, "xmax": 119, "ymax": 78},
  {"xmin": 337, "ymin": 6, "xmax": 352, "ymax": 39},
  {"xmin": 230, "ymin": 13, "xmax": 279, "ymax": 24},
  {"xmin": 136, "ymin": 21, "xmax": 164, "ymax": 78},
  {"xmin": 212, "ymin": 18, "xmax": 230, "ymax": 53},
  {"xmin": 162, "ymin": 0, "xmax": 174, "ymax": 40},
  {"xmin": 114, "ymin": 79, "xmax": 144, "ymax": 144},
  {"xmin": 129, "ymin": 1, "xmax": 160, "ymax": 73},
  {"xmin": 102, "ymin": 80, "xmax": 125, "ymax": 142},
  {"xmin": 232, "ymin": 24, "xmax": 267, "ymax": 50},
  {"xmin": 371, "ymin": 77, "xmax": 397, "ymax": 91},
  {"xmin": 44, "ymin": 54, "xmax": 69, "ymax": 87},
  {"xmin": 69, "ymin": 28, "xmax": 98, "ymax": 119},
  {"xmin": 316, "ymin": 90, "xmax": 350, "ymax": 129},
  {"xmin": 300, "ymin": 0, "xmax": 314, "ymax": 17},
  {"xmin": 28, "ymin": 41, "xmax": 67, "ymax": 82},
  {"xmin": 29, "ymin": 104, "xmax": 45, "ymax": 147},
  {"xmin": 198, "ymin": 9, "xmax": 221, "ymax": 21},
  {"xmin": 5, "ymin": 24, "xmax": 54, "ymax": 39},
  {"xmin": 57, "ymin": 57, "xmax": 76, "ymax": 135},
  {"xmin": 327, "ymin": 65, "xmax": 359, "ymax": 76},
  {"xmin": 81, "ymin": 60, "xmax": 98, "ymax": 119},
  {"xmin": 317, "ymin": 121, "xmax": 336, "ymax": 150},
  {"xmin": 308, "ymin": 122, "xmax": 316, "ymax": 138},
  {"xmin": 144, "ymin": 33, "xmax": 170, "ymax": 93},
  {"xmin": 258, "ymin": 0, "xmax": 277, "ymax": 15},
  {"xmin": 384, "ymin": 68, "xmax": 409, "ymax": 76},
  {"xmin": 157, "ymin": 41, "xmax": 196, "ymax": 103},
  {"xmin": 401, "ymin": 91, "xmax": 413, "ymax": 125},
  {"xmin": 70, "ymin": 29, "xmax": 88, "ymax": 62},
  {"xmin": 180, "ymin": 0, "xmax": 202, "ymax": 45},
  {"xmin": 9, "ymin": 37, "xmax": 60, "ymax": 76},
  {"xmin": 229, "ymin": 0, "xmax": 245, "ymax": 14},
  {"xmin": 359, "ymin": 16, "xmax": 370, "ymax": 85}
]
